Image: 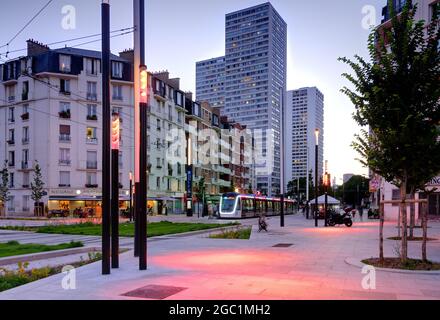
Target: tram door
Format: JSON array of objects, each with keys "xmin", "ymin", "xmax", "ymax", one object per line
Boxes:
[{"xmin": 428, "ymin": 193, "xmax": 440, "ymax": 216}]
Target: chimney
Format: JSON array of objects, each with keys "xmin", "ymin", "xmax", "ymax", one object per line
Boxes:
[
  {"xmin": 119, "ymin": 49, "xmax": 134, "ymax": 63},
  {"xmin": 27, "ymin": 39, "xmax": 50, "ymax": 57}
]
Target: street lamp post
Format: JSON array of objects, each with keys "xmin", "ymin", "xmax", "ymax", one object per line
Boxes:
[
  {"xmin": 323, "ymin": 161, "xmax": 330, "ymax": 227},
  {"xmin": 314, "ymin": 129, "xmax": 319, "ymax": 228},
  {"xmin": 280, "ymin": 87, "xmax": 285, "ymax": 227},
  {"xmin": 101, "ymin": 0, "xmax": 111, "ymax": 275},
  {"xmin": 129, "ymin": 172, "xmax": 133, "ymax": 222},
  {"xmin": 111, "ymin": 113, "xmax": 120, "ymax": 269}
]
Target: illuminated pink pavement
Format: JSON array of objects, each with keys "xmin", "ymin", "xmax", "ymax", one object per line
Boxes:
[{"xmin": 1, "ymin": 215, "xmax": 440, "ymax": 300}]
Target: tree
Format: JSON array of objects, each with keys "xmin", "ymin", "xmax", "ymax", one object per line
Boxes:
[
  {"xmin": 31, "ymin": 161, "xmax": 45, "ymax": 216},
  {"xmin": 247, "ymin": 183, "xmax": 253, "ymax": 194},
  {"xmin": 334, "ymin": 176, "xmax": 370, "ymax": 207},
  {"xmin": 0, "ymin": 161, "xmax": 10, "ymax": 216},
  {"xmin": 340, "ymin": 2, "xmax": 440, "ymax": 263}
]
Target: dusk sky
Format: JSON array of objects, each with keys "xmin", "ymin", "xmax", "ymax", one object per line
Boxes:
[{"xmin": 0, "ymin": 0, "xmax": 387, "ymax": 183}]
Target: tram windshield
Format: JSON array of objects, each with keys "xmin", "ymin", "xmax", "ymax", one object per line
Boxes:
[{"xmin": 221, "ymin": 196, "xmax": 236, "ymax": 213}]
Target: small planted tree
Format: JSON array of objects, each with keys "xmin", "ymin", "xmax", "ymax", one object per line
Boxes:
[
  {"xmin": 31, "ymin": 161, "xmax": 46, "ymax": 217},
  {"xmin": 340, "ymin": 2, "xmax": 440, "ymax": 264},
  {"xmin": 0, "ymin": 161, "xmax": 10, "ymax": 217}
]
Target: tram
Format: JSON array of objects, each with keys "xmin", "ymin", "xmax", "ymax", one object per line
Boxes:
[{"xmin": 219, "ymin": 193, "xmax": 296, "ymax": 219}]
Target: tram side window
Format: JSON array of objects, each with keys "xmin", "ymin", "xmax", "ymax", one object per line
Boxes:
[{"xmin": 243, "ymin": 199, "xmax": 253, "ymax": 213}]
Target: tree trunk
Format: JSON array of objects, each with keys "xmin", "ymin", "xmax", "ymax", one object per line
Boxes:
[
  {"xmin": 397, "ymin": 206, "xmax": 401, "ymax": 238},
  {"xmin": 409, "ymin": 192, "xmax": 415, "ymax": 239},
  {"xmin": 422, "ymin": 202, "xmax": 428, "ymax": 262},
  {"xmin": 379, "ymin": 202, "xmax": 385, "ymax": 262},
  {"xmin": 400, "ymin": 180, "xmax": 408, "ymax": 263}
]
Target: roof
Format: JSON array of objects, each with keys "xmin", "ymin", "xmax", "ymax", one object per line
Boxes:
[
  {"xmin": 53, "ymin": 47, "xmax": 129, "ymax": 63},
  {"xmin": 309, "ymin": 195, "xmax": 341, "ymax": 205}
]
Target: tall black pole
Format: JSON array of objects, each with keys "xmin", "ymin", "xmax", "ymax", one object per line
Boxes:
[
  {"xmin": 324, "ymin": 185, "xmax": 328, "ymax": 227},
  {"xmin": 111, "ymin": 146, "xmax": 119, "ymax": 269},
  {"xmin": 129, "ymin": 174, "xmax": 133, "ymax": 222},
  {"xmin": 315, "ymin": 144, "xmax": 319, "ymax": 228},
  {"xmin": 101, "ymin": 0, "xmax": 111, "ymax": 275},
  {"xmin": 138, "ymin": 0, "xmax": 147, "ymax": 271},
  {"xmin": 279, "ymin": 86, "xmax": 285, "ymax": 227}
]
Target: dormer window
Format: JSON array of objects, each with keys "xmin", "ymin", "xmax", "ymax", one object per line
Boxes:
[
  {"xmin": 86, "ymin": 58, "xmax": 100, "ymax": 75},
  {"xmin": 112, "ymin": 61, "xmax": 123, "ymax": 78},
  {"xmin": 59, "ymin": 55, "xmax": 71, "ymax": 73}
]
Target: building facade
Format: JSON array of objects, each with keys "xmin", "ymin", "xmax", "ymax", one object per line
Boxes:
[
  {"xmin": 196, "ymin": 2, "xmax": 287, "ymax": 196},
  {"xmin": 284, "ymin": 87, "xmax": 324, "ymax": 192},
  {"xmin": 0, "ymin": 40, "xmax": 134, "ymax": 216},
  {"xmin": 195, "ymin": 57, "xmax": 225, "ymax": 112},
  {"xmin": 373, "ymin": 0, "xmax": 440, "ymax": 220}
]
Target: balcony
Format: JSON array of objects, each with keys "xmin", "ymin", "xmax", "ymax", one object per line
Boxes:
[
  {"xmin": 22, "ymin": 138, "xmax": 29, "ymax": 145},
  {"xmin": 59, "ymin": 159, "xmax": 71, "ymax": 166},
  {"xmin": 21, "ymin": 161, "xmax": 29, "ymax": 170},
  {"xmin": 8, "ymin": 118, "xmax": 15, "ymax": 123},
  {"xmin": 112, "ymin": 95, "xmax": 123, "ymax": 101},
  {"xmin": 21, "ymin": 113, "xmax": 29, "ymax": 121},
  {"xmin": 86, "ymin": 137, "xmax": 98, "ymax": 145},
  {"xmin": 22, "ymin": 185, "xmax": 30, "ymax": 189},
  {"xmin": 85, "ymin": 184, "xmax": 98, "ymax": 189},
  {"xmin": 87, "ymin": 93, "xmax": 97, "ymax": 101},
  {"xmin": 87, "ymin": 115, "xmax": 98, "ymax": 121},
  {"xmin": 7, "ymin": 139, "xmax": 15, "ymax": 145},
  {"xmin": 60, "ymin": 90, "xmax": 71, "ymax": 96},
  {"xmin": 59, "ymin": 110, "xmax": 71, "ymax": 119},
  {"xmin": 59, "ymin": 135, "xmax": 71, "ymax": 143},
  {"xmin": 8, "ymin": 96, "xmax": 15, "ymax": 103},
  {"xmin": 87, "ymin": 161, "xmax": 98, "ymax": 170},
  {"xmin": 59, "ymin": 184, "xmax": 71, "ymax": 188}
]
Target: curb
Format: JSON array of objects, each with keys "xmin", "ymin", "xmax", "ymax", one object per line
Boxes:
[
  {"xmin": 345, "ymin": 257, "xmax": 440, "ymax": 275},
  {"xmin": 0, "ymin": 247, "xmax": 99, "ymax": 266}
]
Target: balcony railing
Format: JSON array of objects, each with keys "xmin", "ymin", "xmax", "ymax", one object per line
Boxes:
[
  {"xmin": 7, "ymin": 140, "xmax": 15, "ymax": 145},
  {"xmin": 112, "ymin": 95, "xmax": 123, "ymax": 101},
  {"xmin": 86, "ymin": 137, "xmax": 98, "ymax": 145},
  {"xmin": 87, "ymin": 161, "xmax": 98, "ymax": 169},
  {"xmin": 22, "ymin": 138, "xmax": 29, "ymax": 145},
  {"xmin": 59, "ymin": 184, "xmax": 71, "ymax": 188},
  {"xmin": 22, "ymin": 92, "xmax": 28, "ymax": 101},
  {"xmin": 85, "ymin": 184, "xmax": 99, "ymax": 189},
  {"xmin": 59, "ymin": 159, "xmax": 71, "ymax": 166},
  {"xmin": 8, "ymin": 162, "xmax": 15, "ymax": 167},
  {"xmin": 87, "ymin": 115, "xmax": 98, "ymax": 121},
  {"xmin": 87, "ymin": 93, "xmax": 97, "ymax": 101},
  {"xmin": 59, "ymin": 111, "xmax": 71, "ymax": 119},
  {"xmin": 59, "ymin": 134, "xmax": 71, "ymax": 142},
  {"xmin": 8, "ymin": 96, "xmax": 15, "ymax": 102},
  {"xmin": 8, "ymin": 118, "xmax": 15, "ymax": 123},
  {"xmin": 21, "ymin": 161, "xmax": 29, "ymax": 170}
]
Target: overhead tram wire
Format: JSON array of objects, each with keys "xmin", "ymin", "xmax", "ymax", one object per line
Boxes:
[
  {"xmin": 0, "ymin": 27, "xmax": 134, "ymax": 57},
  {"xmin": 0, "ymin": 0, "xmax": 54, "ymax": 53}
]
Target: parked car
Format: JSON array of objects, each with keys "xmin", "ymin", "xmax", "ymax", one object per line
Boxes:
[{"xmin": 47, "ymin": 210, "xmax": 70, "ymax": 219}]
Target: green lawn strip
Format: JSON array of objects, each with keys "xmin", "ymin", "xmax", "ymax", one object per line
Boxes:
[
  {"xmin": 0, "ymin": 221, "xmax": 239, "ymax": 238},
  {"xmin": 0, "ymin": 241, "xmax": 84, "ymax": 258}
]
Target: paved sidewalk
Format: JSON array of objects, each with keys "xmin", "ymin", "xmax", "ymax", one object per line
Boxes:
[{"xmin": 1, "ymin": 215, "xmax": 439, "ymax": 300}]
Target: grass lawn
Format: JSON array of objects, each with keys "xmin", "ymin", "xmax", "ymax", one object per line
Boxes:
[
  {"xmin": 0, "ymin": 241, "xmax": 84, "ymax": 258},
  {"xmin": 1, "ymin": 221, "xmax": 238, "ymax": 238}
]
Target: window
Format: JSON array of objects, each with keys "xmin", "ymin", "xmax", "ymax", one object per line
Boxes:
[
  {"xmin": 59, "ymin": 55, "xmax": 71, "ymax": 73},
  {"xmin": 59, "ymin": 171, "xmax": 70, "ymax": 187},
  {"xmin": 59, "ymin": 148, "xmax": 71, "ymax": 165},
  {"xmin": 156, "ymin": 177, "xmax": 161, "ymax": 189},
  {"xmin": 86, "ymin": 127, "xmax": 98, "ymax": 144},
  {"xmin": 60, "ymin": 79, "xmax": 71, "ymax": 94},
  {"xmin": 176, "ymin": 92, "xmax": 183, "ymax": 106},
  {"xmin": 7, "ymin": 85, "xmax": 16, "ymax": 102},
  {"xmin": 85, "ymin": 58, "xmax": 100, "ymax": 75},
  {"xmin": 22, "ymin": 81, "xmax": 29, "ymax": 100},
  {"xmin": 87, "ymin": 151, "xmax": 98, "ymax": 169},
  {"xmin": 87, "ymin": 82, "xmax": 97, "ymax": 100},
  {"xmin": 177, "ymin": 111, "xmax": 183, "ymax": 124},
  {"xmin": 112, "ymin": 85, "xmax": 123, "ymax": 100},
  {"xmin": 22, "ymin": 149, "xmax": 29, "ymax": 167},
  {"xmin": 22, "ymin": 127, "xmax": 29, "ymax": 143},
  {"xmin": 8, "ymin": 196, "xmax": 15, "ymax": 212},
  {"xmin": 60, "ymin": 125, "xmax": 71, "ymax": 142},
  {"xmin": 156, "ymin": 157, "xmax": 161, "ymax": 168},
  {"xmin": 23, "ymin": 173, "xmax": 30, "ymax": 188},
  {"xmin": 87, "ymin": 104, "xmax": 97, "ymax": 120},
  {"xmin": 23, "ymin": 195, "xmax": 30, "ymax": 212},
  {"xmin": 157, "ymin": 119, "xmax": 161, "ymax": 131},
  {"xmin": 59, "ymin": 102, "xmax": 71, "ymax": 119},
  {"xmin": 8, "ymin": 129, "xmax": 15, "ymax": 144},
  {"xmin": 86, "ymin": 172, "xmax": 98, "ymax": 186},
  {"xmin": 22, "ymin": 104, "xmax": 29, "ymax": 120},
  {"xmin": 112, "ymin": 61, "xmax": 123, "ymax": 78},
  {"xmin": 9, "ymin": 173, "xmax": 15, "ymax": 188},
  {"xmin": 8, "ymin": 151, "xmax": 15, "ymax": 166},
  {"xmin": 8, "ymin": 107, "xmax": 15, "ymax": 122}
]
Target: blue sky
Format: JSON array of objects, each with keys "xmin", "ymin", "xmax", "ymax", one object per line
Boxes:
[{"xmin": 0, "ymin": 0, "xmax": 387, "ymax": 182}]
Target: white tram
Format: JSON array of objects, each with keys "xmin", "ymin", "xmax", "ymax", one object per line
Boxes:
[{"xmin": 219, "ymin": 193, "xmax": 296, "ymax": 219}]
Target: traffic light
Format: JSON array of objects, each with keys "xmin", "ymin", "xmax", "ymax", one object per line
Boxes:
[
  {"xmin": 140, "ymin": 65, "xmax": 148, "ymax": 104},
  {"xmin": 111, "ymin": 113, "xmax": 120, "ymax": 150}
]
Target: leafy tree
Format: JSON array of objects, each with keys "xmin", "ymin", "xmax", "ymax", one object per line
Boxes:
[
  {"xmin": 31, "ymin": 161, "xmax": 45, "ymax": 216},
  {"xmin": 334, "ymin": 176, "xmax": 370, "ymax": 207},
  {"xmin": 0, "ymin": 161, "xmax": 10, "ymax": 216},
  {"xmin": 339, "ymin": 2, "xmax": 440, "ymax": 263},
  {"xmin": 247, "ymin": 183, "xmax": 253, "ymax": 194}
]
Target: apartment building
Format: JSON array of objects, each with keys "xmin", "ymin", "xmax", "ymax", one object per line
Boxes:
[
  {"xmin": 373, "ymin": 0, "xmax": 440, "ymax": 220},
  {"xmin": 195, "ymin": 57, "xmax": 226, "ymax": 112},
  {"xmin": 196, "ymin": 2, "xmax": 287, "ymax": 196},
  {"xmin": 0, "ymin": 40, "xmax": 134, "ymax": 216}
]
